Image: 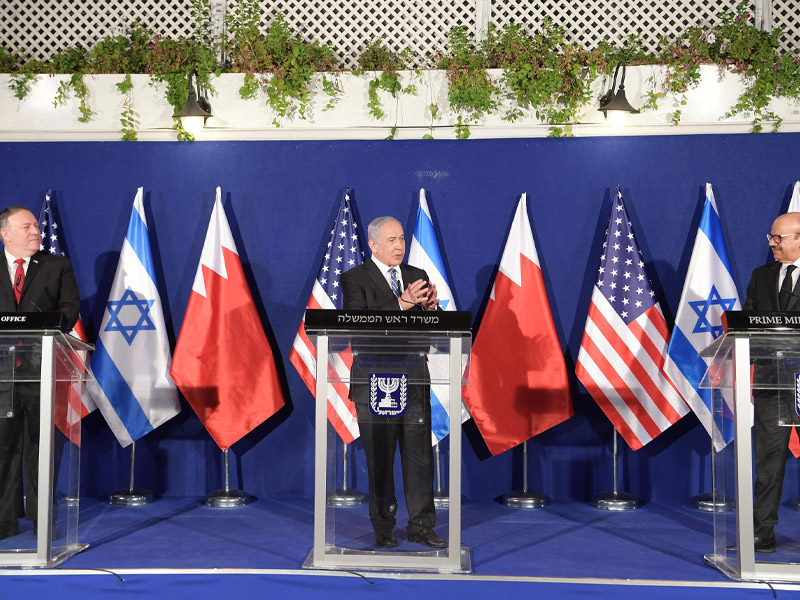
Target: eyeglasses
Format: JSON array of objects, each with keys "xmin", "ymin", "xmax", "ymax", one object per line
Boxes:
[{"xmin": 767, "ymin": 232, "xmax": 800, "ymax": 244}]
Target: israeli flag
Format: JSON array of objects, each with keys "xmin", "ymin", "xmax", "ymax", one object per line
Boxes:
[
  {"xmin": 664, "ymin": 183, "xmax": 740, "ymax": 450},
  {"xmin": 87, "ymin": 188, "xmax": 180, "ymax": 447},
  {"xmin": 408, "ymin": 188, "xmax": 471, "ymax": 443}
]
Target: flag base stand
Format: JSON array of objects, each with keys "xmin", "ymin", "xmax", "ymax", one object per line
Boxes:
[
  {"xmin": 109, "ymin": 487, "xmax": 153, "ymax": 506},
  {"xmin": 205, "ymin": 488, "xmax": 253, "ymax": 508},
  {"xmin": 501, "ymin": 441, "xmax": 550, "ymax": 509},
  {"xmin": 109, "ymin": 442, "xmax": 152, "ymax": 506},
  {"xmin": 206, "ymin": 449, "xmax": 253, "ymax": 508},
  {"xmin": 503, "ymin": 490, "xmax": 551, "ymax": 509},
  {"xmin": 327, "ymin": 443, "xmax": 365, "ymax": 506},
  {"xmin": 692, "ymin": 492, "xmax": 735, "ymax": 512},
  {"xmin": 326, "ymin": 488, "xmax": 366, "ymax": 507},
  {"xmin": 592, "ymin": 491, "xmax": 638, "ymax": 511},
  {"xmin": 434, "ymin": 489, "xmax": 452, "ymax": 508}
]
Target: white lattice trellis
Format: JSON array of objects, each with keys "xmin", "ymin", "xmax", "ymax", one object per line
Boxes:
[
  {"xmin": 0, "ymin": 1, "xmax": 795, "ymax": 66},
  {"xmin": 254, "ymin": 1, "xmax": 476, "ymax": 68},
  {"xmin": 491, "ymin": 0, "xmax": 751, "ymax": 52},
  {"xmin": 773, "ymin": 0, "xmax": 800, "ymax": 53}
]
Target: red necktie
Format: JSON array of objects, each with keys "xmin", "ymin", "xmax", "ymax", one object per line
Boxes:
[{"xmin": 13, "ymin": 258, "xmax": 24, "ymax": 305}]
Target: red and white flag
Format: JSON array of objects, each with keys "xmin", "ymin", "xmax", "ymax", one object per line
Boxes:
[
  {"xmin": 576, "ymin": 187, "xmax": 688, "ymax": 450},
  {"xmin": 289, "ymin": 190, "xmax": 364, "ymax": 443},
  {"xmin": 170, "ymin": 187, "xmax": 285, "ymax": 450},
  {"xmin": 462, "ymin": 194, "xmax": 572, "ymax": 456}
]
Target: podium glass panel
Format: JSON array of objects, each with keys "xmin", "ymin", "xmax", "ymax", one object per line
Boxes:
[
  {"xmin": 0, "ymin": 331, "xmax": 93, "ymax": 567},
  {"xmin": 304, "ymin": 311, "xmax": 471, "ymax": 573},
  {"xmin": 702, "ymin": 330, "xmax": 800, "ymax": 582}
]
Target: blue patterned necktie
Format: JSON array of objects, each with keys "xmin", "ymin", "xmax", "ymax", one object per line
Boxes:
[{"xmin": 389, "ymin": 268, "xmax": 400, "ymax": 297}]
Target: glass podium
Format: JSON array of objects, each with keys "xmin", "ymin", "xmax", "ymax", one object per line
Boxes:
[
  {"xmin": 701, "ymin": 311, "xmax": 800, "ymax": 582},
  {"xmin": 303, "ymin": 309, "xmax": 472, "ymax": 573},
  {"xmin": 0, "ymin": 316, "xmax": 94, "ymax": 567}
]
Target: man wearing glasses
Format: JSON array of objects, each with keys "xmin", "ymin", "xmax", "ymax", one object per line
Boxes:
[{"xmin": 743, "ymin": 212, "xmax": 800, "ymax": 553}]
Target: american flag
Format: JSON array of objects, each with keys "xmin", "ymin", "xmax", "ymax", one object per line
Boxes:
[
  {"xmin": 289, "ymin": 190, "xmax": 365, "ymax": 443},
  {"xmin": 575, "ymin": 187, "xmax": 688, "ymax": 450},
  {"xmin": 38, "ymin": 191, "xmax": 96, "ymax": 445}
]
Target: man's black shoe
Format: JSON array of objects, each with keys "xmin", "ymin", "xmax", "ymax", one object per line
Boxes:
[
  {"xmin": 375, "ymin": 530, "xmax": 398, "ymax": 547},
  {"xmin": 0, "ymin": 520, "xmax": 20, "ymax": 541},
  {"xmin": 726, "ymin": 536, "xmax": 777, "ymax": 553},
  {"xmin": 754, "ymin": 536, "xmax": 777, "ymax": 553},
  {"xmin": 407, "ymin": 528, "xmax": 447, "ymax": 548}
]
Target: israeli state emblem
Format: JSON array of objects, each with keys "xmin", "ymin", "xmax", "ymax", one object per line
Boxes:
[
  {"xmin": 795, "ymin": 374, "xmax": 800, "ymax": 418},
  {"xmin": 369, "ymin": 373, "xmax": 408, "ymax": 417}
]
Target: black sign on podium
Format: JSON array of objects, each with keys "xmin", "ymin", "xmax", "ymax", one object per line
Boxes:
[{"xmin": 302, "ymin": 309, "xmax": 472, "ymax": 573}]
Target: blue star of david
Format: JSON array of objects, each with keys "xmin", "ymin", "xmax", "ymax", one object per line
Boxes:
[
  {"xmin": 438, "ymin": 299, "xmax": 450, "ymax": 311},
  {"xmin": 689, "ymin": 285, "xmax": 737, "ymax": 339},
  {"xmin": 104, "ymin": 287, "xmax": 157, "ymax": 345}
]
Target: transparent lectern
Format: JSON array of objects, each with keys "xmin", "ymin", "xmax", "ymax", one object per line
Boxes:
[
  {"xmin": 303, "ymin": 309, "xmax": 472, "ymax": 573},
  {"xmin": 0, "ymin": 313, "xmax": 94, "ymax": 567},
  {"xmin": 701, "ymin": 311, "xmax": 800, "ymax": 582}
]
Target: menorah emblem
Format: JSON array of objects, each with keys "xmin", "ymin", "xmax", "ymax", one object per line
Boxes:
[{"xmin": 377, "ymin": 377, "xmax": 400, "ymax": 408}]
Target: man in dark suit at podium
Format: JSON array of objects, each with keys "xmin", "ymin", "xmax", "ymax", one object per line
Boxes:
[
  {"xmin": 0, "ymin": 206, "xmax": 80, "ymax": 540},
  {"xmin": 341, "ymin": 216, "xmax": 445, "ymax": 549},
  {"xmin": 743, "ymin": 211, "xmax": 800, "ymax": 553}
]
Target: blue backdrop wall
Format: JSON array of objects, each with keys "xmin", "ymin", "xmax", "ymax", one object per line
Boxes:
[{"xmin": 0, "ymin": 134, "xmax": 797, "ymax": 507}]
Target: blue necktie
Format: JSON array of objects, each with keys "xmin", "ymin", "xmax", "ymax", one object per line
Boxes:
[{"xmin": 389, "ymin": 268, "xmax": 400, "ymax": 297}]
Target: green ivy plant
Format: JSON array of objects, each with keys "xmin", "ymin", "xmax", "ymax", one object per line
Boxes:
[
  {"xmin": 2, "ymin": 2, "xmax": 800, "ymax": 139},
  {"xmin": 117, "ymin": 74, "xmax": 137, "ymax": 141},
  {"xmin": 224, "ymin": 7, "xmax": 340, "ymax": 126},
  {"xmin": 354, "ymin": 41, "xmax": 418, "ymax": 121},
  {"xmin": 487, "ymin": 20, "xmax": 602, "ymax": 137},
  {"xmin": 438, "ymin": 26, "xmax": 499, "ymax": 138}
]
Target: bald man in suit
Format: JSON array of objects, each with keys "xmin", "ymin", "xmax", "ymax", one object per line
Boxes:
[
  {"xmin": 743, "ymin": 211, "xmax": 800, "ymax": 553},
  {"xmin": 0, "ymin": 206, "xmax": 80, "ymax": 540}
]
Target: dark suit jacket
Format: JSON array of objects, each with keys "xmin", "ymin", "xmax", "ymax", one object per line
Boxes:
[
  {"xmin": 340, "ymin": 260, "xmax": 430, "ymax": 404},
  {"xmin": 0, "ymin": 250, "xmax": 80, "ymax": 329},
  {"xmin": 341, "ymin": 260, "xmax": 429, "ymax": 311},
  {"xmin": 743, "ymin": 261, "xmax": 800, "ymax": 312}
]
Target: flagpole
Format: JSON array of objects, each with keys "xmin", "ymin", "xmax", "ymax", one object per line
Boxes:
[
  {"xmin": 433, "ymin": 442, "xmax": 450, "ymax": 508},
  {"xmin": 109, "ymin": 441, "xmax": 153, "ymax": 506},
  {"xmin": 206, "ymin": 448, "xmax": 253, "ymax": 508},
  {"xmin": 326, "ymin": 442, "xmax": 365, "ymax": 506},
  {"xmin": 591, "ymin": 429, "xmax": 638, "ymax": 510},
  {"xmin": 502, "ymin": 440, "xmax": 550, "ymax": 509}
]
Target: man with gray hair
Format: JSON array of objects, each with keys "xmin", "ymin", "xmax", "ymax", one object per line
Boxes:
[
  {"xmin": 341, "ymin": 215, "xmax": 444, "ymax": 549},
  {"xmin": 0, "ymin": 205, "xmax": 80, "ymax": 541}
]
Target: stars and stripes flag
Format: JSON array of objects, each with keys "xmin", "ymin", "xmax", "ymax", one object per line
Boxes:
[
  {"xmin": 86, "ymin": 187, "xmax": 181, "ymax": 447},
  {"xmin": 289, "ymin": 190, "xmax": 365, "ymax": 443},
  {"xmin": 576, "ymin": 187, "xmax": 689, "ymax": 450},
  {"xmin": 38, "ymin": 191, "xmax": 95, "ymax": 446},
  {"xmin": 663, "ymin": 183, "xmax": 741, "ymax": 451},
  {"xmin": 408, "ymin": 188, "xmax": 470, "ymax": 444},
  {"xmin": 170, "ymin": 187, "xmax": 285, "ymax": 450}
]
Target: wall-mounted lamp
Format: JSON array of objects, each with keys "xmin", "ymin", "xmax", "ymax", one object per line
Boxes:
[
  {"xmin": 174, "ymin": 68, "xmax": 212, "ymax": 134},
  {"xmin": 598, "ymin": 62, "xmax": 639, "ymax": 125}
]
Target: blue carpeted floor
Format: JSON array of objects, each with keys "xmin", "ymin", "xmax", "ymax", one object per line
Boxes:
[{"xmin": 4, "ymin": 497, "xmax": 800, "ymax": 598}]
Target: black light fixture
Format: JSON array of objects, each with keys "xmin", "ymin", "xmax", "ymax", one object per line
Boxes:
[
  {"xmin": 598, "ymin": 62, "xmax": 640, "ymax": 120},
  {"xmin": 174, "ymin": 68, "xmax": 212, "ymax": 134}
]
